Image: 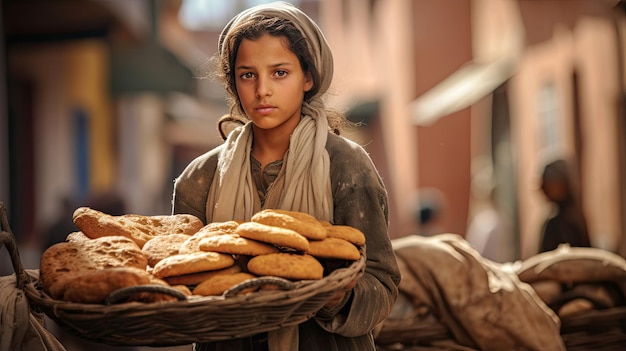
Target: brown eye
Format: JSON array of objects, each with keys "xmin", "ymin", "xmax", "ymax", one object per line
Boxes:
[{"xmin": 240, "ymin": 72, "xmax": 255, "ymax": 79}]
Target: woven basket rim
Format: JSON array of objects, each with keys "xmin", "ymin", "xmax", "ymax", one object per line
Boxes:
[
  {"xmin": 24, "ymin": 249, "xmax": 365, "ymax": 346},
  {"xmin": 1, "ymin": 203, "xmax": 368, "ymax": 346},
  {"xmin": 26, "ymin": 252, "xmax": 364, "ymax": 312}
]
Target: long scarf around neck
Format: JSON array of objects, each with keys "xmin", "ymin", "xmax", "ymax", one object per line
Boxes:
[{"xmin": 206, "ymin": 112, "xmax": 332, "ymax": 223}]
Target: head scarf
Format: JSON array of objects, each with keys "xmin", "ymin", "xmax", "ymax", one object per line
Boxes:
[
  {"xmin": 218, "ymin": 1, "xmax": 334, "ymax": 104},
  {"xmin": 206, "ymin": 1, "xmax": 334, "ymax": 225}
]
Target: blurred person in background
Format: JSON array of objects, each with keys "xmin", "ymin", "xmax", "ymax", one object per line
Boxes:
[
  {"xmin": 538, "ymin": 158, "xmax": 591, "ymax": 253},
  {"xmin": 465, "ymin": 157, "xmax": 510, "ymax": 263},
  {"xmin": 414, "ymin": 187, "xmax": 446, "ymax": 237}
]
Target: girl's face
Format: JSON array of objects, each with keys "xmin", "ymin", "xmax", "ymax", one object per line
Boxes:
[{"xmin": 234, "ymin": 34, "xmax": 313, "ymax": 133}]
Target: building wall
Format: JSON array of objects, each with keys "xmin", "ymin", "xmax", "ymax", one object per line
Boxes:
[
  {"xmin": 321, "ymin": 0, "xmax": 421, "ymax": 238},
  {"xmin": 510, "ymin": 1, "xmax": 623, "ymax": 258},
  {"xmin": 8, "ymin": 40, "xmax": 114, "ymax": 236},
  {"xmin": 412, "ymin": 0, "xmax": 473, "ymax": 237}
]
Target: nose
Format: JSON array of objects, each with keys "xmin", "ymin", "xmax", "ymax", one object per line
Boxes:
[{"xmin": 255, "ymin": 76, "xmax": 272, "ymax": 98}]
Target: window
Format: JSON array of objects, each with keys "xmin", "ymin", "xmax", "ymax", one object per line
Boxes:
[{"xmin": 538, "ymin": 82, "xmax": 561, "ymax": 153}]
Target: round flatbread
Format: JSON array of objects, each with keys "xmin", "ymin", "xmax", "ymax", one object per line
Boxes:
[
  {"xmin": 199, "ymin": 233, "xmax": 279, "ymax": 256},
  {"xmin": 318, "ymin": 220, "xmax": 333, "ymax": 227},
  {"xmin": 236, "ymin": 221, "xmax": 309, "ymax": 252},
  {"xmin": 179, "ymin": 228, "xmax": 229, "ymax": 254},
  {"xmin": 61, "ymin": 267, "xmax": 152, "ymax": 303},
  {"xmin": 65, "ymin": 231, "xmax": 91, "ymax": 243},
  {"xmin": 558, "ymin": 298, "xmax": 594, "ymax": 318},
  {"xmin": 203, "ymin": 220, "xmax": 241, "ymax": 234},
  {"xmin": 152, "ymin": 251, "xmax": 235, "ymax": 278},
  {"xmin": 73, "ymin": 207, "xmax": 153, "ymax": 247},
  {"xmin": 251, "ymin": 209, "xmax": 327, "ymax": 240},
  {"xmin": 307, "ymin": 237, "xmax": 361, "ymax": 261},
  {"xmin": 247, "ymin": 253, "xmax": 323, "ymax": 280},
  {"xmin": 39, "ymin": 236, "xmax": 147, "ymax": 298},
  {"xmin": 325, "ymin": 225, "xmax": 366, "ymax": 246},
  {"xmin": 73, "ymin": 207, "xmax": 203, "ymax": 248},
  {"xmin": 163, "ymin": 264, "xmax": 242, "ymax": 286},
  {"xmin": 193, "ymin": 272, "xmax": 257, "ymax": 296},
  {"xmin": 136, "ymin": 213, "xmax": 204, "ymax": 236},
  {"xmin": 142, "ymin": 233, "xmax": 191, "ymax": 266}
]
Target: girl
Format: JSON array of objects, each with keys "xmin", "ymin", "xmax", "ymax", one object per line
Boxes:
[{"xmin": 172, "ymin": 2, "xmax": 400, "ymax": 350}]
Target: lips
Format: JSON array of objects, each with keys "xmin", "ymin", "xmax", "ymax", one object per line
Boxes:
[{"xmin": 255, "ymin": 104, "xmax": 276, "ymax": 115}]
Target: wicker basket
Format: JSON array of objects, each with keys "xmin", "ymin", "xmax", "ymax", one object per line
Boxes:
[
  {"xmin": 560, "ymin": 306, "xmax": 626, "ymax": 350},
  {"xmin": 375, "ymin": 308, "xmax": 626, "ymax": 350},
  {"xmin": 375, "ymin": 317, "xmax": 452, "ymax": 348},
  {"xmin": 0, "ymin": 203, "xmax": 365, "ymax": 347}
]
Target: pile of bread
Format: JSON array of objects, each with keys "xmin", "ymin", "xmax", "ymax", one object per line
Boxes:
[
  {"xmin": 514, "ymin": 244, "xmax": 626, "ymax": 319},
  {"xmin": 39, "ymin": 207, "xmax": 365, "ymax": 304}
]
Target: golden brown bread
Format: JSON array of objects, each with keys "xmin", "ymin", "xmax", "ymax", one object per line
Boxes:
[
  {"xmin": 558, "ymin": 298, "xmax": 594, "ymax": 318},
  {"xmin": 198, "ymin": 233, "xmax": 279, "ymax": 256},
  {"xmin": 163, "ymin": 264, "xmax": 242, "ymax": 286},
  {"xmin": 73, "ymin": 207, "xmax": 203, "ymax": 248},
  {"xmin": 251, "ymin": 209, "xmax": 327, "ymax": 240},
  {"xmin": 324, "ymin": 225, "xmax": 366, "ymax": 246},
  {"xmin": 142, "ymin": 233, "xmax": 191, "ymax": 266},
  {"xmin": 65, "ymin": 231, "xmax": 91, "ymax": 243},
  {"xmin": 151, "ymin": 251, "xmax": 235, "ymax": 278},
  {"xmin": 41, "ymin": 207, "xmax": 367, "ymax": 303},
  {"xmin": 307, "ymin": 237, "xmax": 361, "ymax": 261},
  {"xmin": 247, "ymin": 253, "xmax": 323, "ymax": 280},
  {"xmin": 61, "ymin": 267, "xmax": 152, "ymax": 303},
  {"xmin": 192, "ymin": 272, "xmax": 257, "ymax": 296},
  {"xmin": 178, "ymin": 227, "xmax": 229, "ymax": 254},
  {"xmin": 236, "ymin": 221, "xmax": 309, "ymax": 252},
  {"xmin": 39, "ymin": 235, "xmax": 147, "ymax": 299},
  {"xmin": 202, "ymin": 220, "xmax": 241, "ymax": 234}
]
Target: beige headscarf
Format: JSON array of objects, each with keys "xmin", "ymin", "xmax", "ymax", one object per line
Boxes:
[{"xmin": 207, "ymin": 1, "xmax": 334, "ymax": 224}]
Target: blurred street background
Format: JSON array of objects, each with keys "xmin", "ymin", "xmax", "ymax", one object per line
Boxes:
[{"xmin": 2, "ymin": 1, "xmax": 626, "ymax": 348}]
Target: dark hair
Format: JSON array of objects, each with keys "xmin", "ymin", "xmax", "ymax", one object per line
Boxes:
[{"xmin": 540, "ymin": 159, "xmax": 573, "ymax": 190}]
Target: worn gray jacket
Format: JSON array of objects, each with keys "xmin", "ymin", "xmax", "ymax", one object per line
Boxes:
[{"xmin": 172, "ymin": 132, "xmax": 400, "ymax": 351}]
